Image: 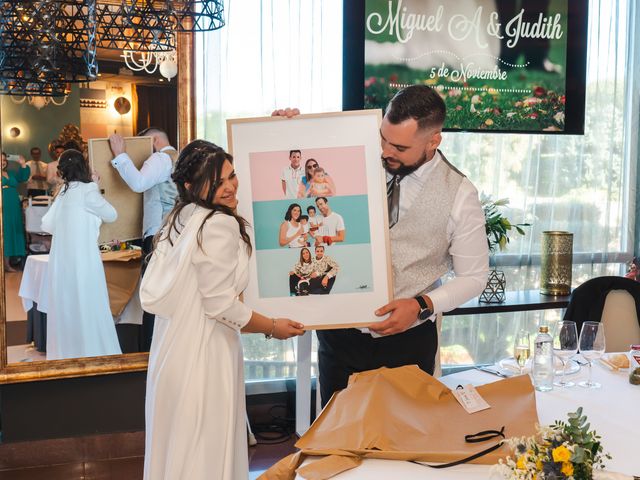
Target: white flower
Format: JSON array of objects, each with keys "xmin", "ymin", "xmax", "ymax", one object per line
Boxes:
[
  {"xmin": 471, "ymin": 94, "xmax": 481, "ymax": 104},
  {"xmin": 554, "ymin": 111, "xmax": 565, "ymax": 125}
]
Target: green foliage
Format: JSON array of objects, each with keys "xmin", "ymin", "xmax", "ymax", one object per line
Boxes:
[
  {"xmin": 499, "ymin": 408, "xmax": 611, "ymax": 480},
  {"xmin": 481, "ymin": 195, "xmax": 530, "ymax": 253}
]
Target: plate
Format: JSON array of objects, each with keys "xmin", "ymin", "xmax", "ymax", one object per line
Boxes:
[
  {"xmin": 499, "ymin": 357, "xmax": 580, "ymax": 376},
  {"xmin": 601, "ymin": 353, "xmax": 631, "ymax": 371}
]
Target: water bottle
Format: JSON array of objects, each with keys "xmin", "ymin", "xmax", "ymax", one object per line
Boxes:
[{"xmin": 532, "ymin": 326, "xmax": 554, "ymax": 392}]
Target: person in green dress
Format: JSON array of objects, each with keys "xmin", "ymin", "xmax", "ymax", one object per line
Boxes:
[{"xmin": 2, "ymin": 152, "xmax": 30, "ymax": 272}]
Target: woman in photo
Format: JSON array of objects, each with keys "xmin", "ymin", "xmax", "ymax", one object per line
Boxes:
[
  {"xmin": 41, "ymin": 149, "xmax": 121, "ymax": 360},
  {"xmin": 278, "ymin": 202, "xmax": 306, "ymax": 247},
  {"xmin": 289, "ymin": 247, "xmax": 316, "ymax": 295},
  {"xmin": 297, "ymin": 158, "xmax": 336, "ymax": 198},
  {"xmin": 1, "ymin": 152, "xmax": 30, "ymax": 271},
  {"xmin": 140, "ymin": 140, "xmax": 304, "ymax": 480}
]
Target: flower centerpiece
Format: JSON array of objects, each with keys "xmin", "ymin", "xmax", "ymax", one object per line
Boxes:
[
  {"xmin": 480, "ymin": 195, "xmax": 530, "ymax": 303},
  {"xmin": 494, "ymin": 408, "xmax": 611, "ymax": 480}
]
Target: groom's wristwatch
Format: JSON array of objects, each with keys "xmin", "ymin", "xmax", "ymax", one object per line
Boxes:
[{"xmin": 414, "ymin": 295, "xmax": 433, "ymax": 320}]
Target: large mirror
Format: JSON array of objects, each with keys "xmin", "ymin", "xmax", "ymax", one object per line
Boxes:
[{"xmin": 0, "ymin": 33, "xmax": 195, "ymax": 383}]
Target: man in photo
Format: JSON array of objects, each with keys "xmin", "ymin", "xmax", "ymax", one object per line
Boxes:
[
  {"xmin": 314, "ymin": 196, "xmax": 345, "ymax": 246},
  {"xmin": 108, "ymin": 127, "xmax": 179, "ymax": 351},
  {"xmin": 281, "ymin": 149, "xmax": 303, "ymax": 198},
  {"xmin": 309, "ymin": 245, "xmax": 339, "ymax": 294}
]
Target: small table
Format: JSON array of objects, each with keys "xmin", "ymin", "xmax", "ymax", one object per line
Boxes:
[
  {"xmin": 445, "ymin": 290, "xmax": 571, "ymax": 316},
  {"xmin": 18, "ymin": 253, "xmax": 143, "ymax": 352}
]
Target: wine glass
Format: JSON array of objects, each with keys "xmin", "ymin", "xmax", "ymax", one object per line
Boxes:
[
  {"xmin": 578, "ymin": 321, "xmax": 606, "ymax": 389},
  {"xmin": 553, "ymin": 321, "xmax": 578, "ymax": 387},
  {"xmin": 513, "ymin": 330, "xmax": 531, "ymax": 375}
]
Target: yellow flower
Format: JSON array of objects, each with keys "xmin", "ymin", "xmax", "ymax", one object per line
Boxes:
[
  {"xmin": 516, "ymin": 456, "xmax": 526, "ymax": 470},
  {"xmin": 536, "ymin": 459, "xmax": 543, "ymax": 471},
  {"xmin": 561, "ymin": 462, "xmax": 574, "ymax": 476},
  {"xmin": 552, "ymin": 445, "xmax": 571, "ymax": 463},
  {"xmin": 485, "ymin": 119, "xmax": 494, "ymax": 126}
]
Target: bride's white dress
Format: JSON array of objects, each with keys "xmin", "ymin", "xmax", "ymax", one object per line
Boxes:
[{"xmin": 141, "ymin": 206, "xmax": 253, "ymax": 480}]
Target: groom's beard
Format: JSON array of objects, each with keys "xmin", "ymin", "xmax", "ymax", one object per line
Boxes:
[{"xmin": 382, "ymin": 151, "xmax": 429, "ymax": 176}]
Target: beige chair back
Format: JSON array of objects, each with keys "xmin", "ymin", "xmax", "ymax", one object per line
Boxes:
[{"xmin": 601, "ymin": 290, "xmax": 640, "ymax": 352}]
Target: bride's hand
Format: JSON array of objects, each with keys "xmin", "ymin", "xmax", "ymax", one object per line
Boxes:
[{"xmin": 272, "ymin": 318, "xmax": 305, "ymax": 339}]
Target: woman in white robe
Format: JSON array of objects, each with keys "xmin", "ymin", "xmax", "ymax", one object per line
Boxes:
[
  {"xmin": 41, "ymin": 149, "xmax": 121, "ymax": 360},
  {"xmin": 140, "ymin": 140, "xmax": 305, "ymax": 480}
]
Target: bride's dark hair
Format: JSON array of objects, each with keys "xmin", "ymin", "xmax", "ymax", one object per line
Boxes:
[
  {"xmin": 158, "ymin": 139, "xmax": 251, "ymax": 253},
  {"xmin": 57, "ymin": 149, "xmax": 92, "ymax": 194}
]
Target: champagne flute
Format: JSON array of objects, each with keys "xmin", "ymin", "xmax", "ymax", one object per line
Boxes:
[
  {"xmin": 513, "ymin": 330, "xmax": 531, "ymax": 375},
  {"xmin": 578, "ymin": 321, "xmax": 606, "ymax": 389},
  {"xmin": 553, "ymin": 320, "xmax": 578, "ymax": 387}
]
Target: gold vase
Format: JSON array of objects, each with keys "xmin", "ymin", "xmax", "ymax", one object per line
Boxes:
[{"xmin": 540, "ymin": 231, "xmax": 573, "ymax": 296}]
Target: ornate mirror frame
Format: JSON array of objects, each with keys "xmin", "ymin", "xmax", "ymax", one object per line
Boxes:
[{"xmin": 0, "ymin": 32, "xmax": 196, "ymax": 384}]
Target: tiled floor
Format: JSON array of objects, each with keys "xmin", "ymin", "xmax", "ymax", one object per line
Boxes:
[{"xmin": 0, "ymin": 431, "xmax": 297, "ymax": 479}]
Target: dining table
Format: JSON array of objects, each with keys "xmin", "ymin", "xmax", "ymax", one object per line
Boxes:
[{"xmin": 295, "ymin": 357, "xmax": 639, "ymax": 478}]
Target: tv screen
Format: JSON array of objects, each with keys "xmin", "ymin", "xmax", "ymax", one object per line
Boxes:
[{"xmin": 343, "ymin": 0, "xmax": 588, "ymax": 134}]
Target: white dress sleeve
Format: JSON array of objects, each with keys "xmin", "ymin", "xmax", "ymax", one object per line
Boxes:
[
  {"xmin": 41, "ymin": 198, "xmax": 59, "ymax": 234},
  {"xmin": 85, "ymin": 183, "xmax": 118, "ymax": 223},
  {"xmin": 192, "ymin": 213, "xmax": 253, "ymax": 330}
]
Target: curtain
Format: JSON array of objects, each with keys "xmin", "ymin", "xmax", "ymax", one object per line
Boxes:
[
  {"xmin": 196, "ymin": 0, "xmax": 343, "ymax": 149},
  {"xmin": 134, "ymin": 85, "xmax": 178, "ymax": 147}
]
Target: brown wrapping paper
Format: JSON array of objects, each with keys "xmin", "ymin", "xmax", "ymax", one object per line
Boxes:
[
  {"xmin": 101, "ymin": 250, "xmax": 142, "ymax": 316},
  {"xmin": 260, "ymin": 365, "xmax": 539, "ymax": 480}
]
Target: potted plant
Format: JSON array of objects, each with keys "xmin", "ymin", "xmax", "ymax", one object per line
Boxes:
[{"xmin": 480, "ymin": 195, "xmax": 530, "ymax": 303}]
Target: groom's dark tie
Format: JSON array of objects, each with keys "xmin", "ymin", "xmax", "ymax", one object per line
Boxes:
[{"xmin": 387, "ymin": 174, "xmax": 402, "ymax": 228}]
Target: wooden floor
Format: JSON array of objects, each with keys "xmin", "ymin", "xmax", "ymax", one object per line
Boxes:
[{"xmin": 0, "ymin": 431, "xmax": 297, "ymax": 479}]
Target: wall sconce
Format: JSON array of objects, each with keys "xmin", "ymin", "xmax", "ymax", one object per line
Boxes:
[{"xmin": 9, "ymin": 127, "xmax": 21, "ymax": 138}]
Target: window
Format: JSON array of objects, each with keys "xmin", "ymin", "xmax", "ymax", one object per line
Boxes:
[{"xmin": 196, "ymin": 0, "xmax": 639, "ymax": 381}]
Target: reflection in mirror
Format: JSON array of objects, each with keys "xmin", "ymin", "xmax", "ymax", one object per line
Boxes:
[{"xmin": 2, "ymin": 50, "xmax": 178, "ymax": 365}]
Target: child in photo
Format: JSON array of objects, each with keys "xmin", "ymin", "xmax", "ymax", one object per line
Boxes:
[
  {"xmin": 307, "ymin": 205, "xmax": 323, "ymax": 235},
  {"xmin": 307, "ymin": 167, "xmax": 335, "ymax": 197},
  {"xmin": 296, "ymin": 215, "xmax": 310, "ymax": 247}
]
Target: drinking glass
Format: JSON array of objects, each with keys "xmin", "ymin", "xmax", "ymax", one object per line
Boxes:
[
  {"xmin": 553, "ymin": 321, "xmax": 578, "ymax": 387},
  {"xmin": 513, "ymin": 330, "xmax": 531, "ymax": 375},
  {"xmin": 578, "ymin": 321, "xmax": 606, "ymax": 389}
]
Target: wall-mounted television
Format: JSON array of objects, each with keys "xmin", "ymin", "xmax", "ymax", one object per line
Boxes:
[{"xmin": 343, "ymin": 0, "xmax": 588, "ymax": 134}]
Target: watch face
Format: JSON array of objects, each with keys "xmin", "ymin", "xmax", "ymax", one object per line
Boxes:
[{"xmin": 418, "ymin": 309, "xmax": 432, "ymax": 320}]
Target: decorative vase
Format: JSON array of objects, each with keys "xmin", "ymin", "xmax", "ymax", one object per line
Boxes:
[
  {"xmin": 480, "ymin": 269, "xmax": 506, "ymax": 303},
  {"xmin": 540, "ymin": 231, "xmax": 573, "ymax": 296}
]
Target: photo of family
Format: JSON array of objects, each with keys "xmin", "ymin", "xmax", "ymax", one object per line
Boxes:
[
  {"xmin": 247, "ymin": 144, "xmax": 374, "ymax": 299},
  {"xmin": 249, "ymin": 145, "xmax": 368, "ymax": 202},
  {"xmin": 278, "ymin": 198, "xmax": 345, "ymax": 249},
  {"xmin": 288, "ymin": 245, "xmax": 339, "ymax": 296},
  {"xmin": 228, "ymin": 110, "xmax": 391, "ymax": 328}
]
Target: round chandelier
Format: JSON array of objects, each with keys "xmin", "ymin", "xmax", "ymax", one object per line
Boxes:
[
  {"xmin": 96, "ymin": 1, "xmax": 175, "ymax": 52},
  {"xmin": 0, "ymin": 0, "xmax": 98, "ymax": 96}
]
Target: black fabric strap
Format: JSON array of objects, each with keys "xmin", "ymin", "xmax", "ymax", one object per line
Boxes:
[{"xmin": 409, "ymin": 426, "xmax": 506, "ymax": 469}]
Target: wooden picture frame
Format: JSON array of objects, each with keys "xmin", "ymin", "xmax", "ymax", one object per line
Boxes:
[
  {"xmin": 227, "ymin": 110, "xmax": 393, "ymax": 329},
  {"xmin": 0, "ymin": 32, "xmax": 195, "ymax": 384},
  {"xmin": 88, "ymin": 136, "xmax": 153, "ymax": 244}
]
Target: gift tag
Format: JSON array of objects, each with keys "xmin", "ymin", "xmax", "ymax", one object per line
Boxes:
[{"xmin": 452, "ymin": 384, "xmax": 491, "ymax": 414}]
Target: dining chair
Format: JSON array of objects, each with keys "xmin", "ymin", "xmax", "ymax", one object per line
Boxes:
[{"xmin": 563, "ymin": 276, "xmax": 640, "ymax": 351}]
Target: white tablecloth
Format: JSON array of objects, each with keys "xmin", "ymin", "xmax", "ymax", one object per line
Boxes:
[
  {"xmin": 297, "ymin": 361, "xmax": 639, "ymax": 478},
  {"xmin": 18, "ymin": 254, "xmax": 143, "ymax": 325}
]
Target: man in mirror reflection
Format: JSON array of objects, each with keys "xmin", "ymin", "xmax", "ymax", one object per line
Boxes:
[
  {"xmin": 108, "ymin": 127, "xmax": 178, "ymax": 351},
  {"xmin": 25, "ymin": 147, "xmax": 49, "ymax": 197}
]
